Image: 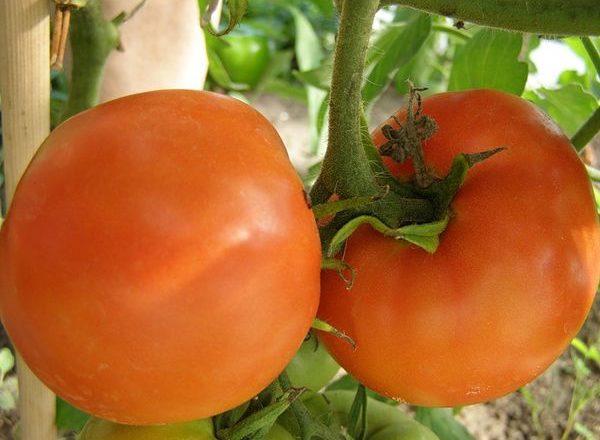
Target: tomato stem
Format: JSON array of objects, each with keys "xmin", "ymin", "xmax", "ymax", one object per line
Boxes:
[
  {"xmin": 309, "ymin": 0, "xmax": 439, "ymax": 247},
  {"xmin": 60, "ymin": 0, "xmax": 121, "ymax": 122},
  {"xmin": 581, "ymin": 37, "xmax": 600, "ymax": 76},
  {"xmin": 379, "ymin": 0, "xmax": 600, "ymax": 35},
  {"xmin": 572, "ymin": 106, "xmax": 600, "ymax": 152},
  {"xmin": 310, "ymin": 0, "xmax": 381, "ymax": 203}
]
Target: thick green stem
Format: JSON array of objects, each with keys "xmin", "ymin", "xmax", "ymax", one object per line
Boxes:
[
  {"xmin": 581, "ymin": 37, "xmax": 600, "ymax": 77},
  {"xmin": 311, "ymin": 0, "xmax": 381, "ymax": 202},
  {"xmin": 379, "ymin": 0, "xmax": 600, "ymax": 36},
  {"xmin": 570, "ymin": 39, "xmax": 600, "ymax": 151},
  {"xmin": 60, "ymin": 0, "xmax": 120, "ymax": 121},
  {"xmin": 571, "ymin": 107, "xmax": 600, "ymax": 152}
]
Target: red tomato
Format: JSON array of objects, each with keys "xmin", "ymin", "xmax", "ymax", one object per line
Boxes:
[
  {"xmin": 0, "ymin": 90, "xmax": 321, "ymax": 423},
  {"xmin": 318, "ymin": 89, "xmax": 600, "ymax": 406}
]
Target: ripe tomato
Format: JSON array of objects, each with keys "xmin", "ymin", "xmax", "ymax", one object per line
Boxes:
[
  {"xmin": 318, "ymin": 89, "xmax": 600, "ymax": 406},
  {"xmin": 0, "ymin": 90, "xmax": 321, "ymax": 423},
  {"xmin": 79, "ymin": 418, "xmax": 216, "ymax": 440}
]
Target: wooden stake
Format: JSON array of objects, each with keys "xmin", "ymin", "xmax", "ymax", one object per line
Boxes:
[{"xmin": 0, "ymin": 1, "xmax": 57, "ymax": 439}]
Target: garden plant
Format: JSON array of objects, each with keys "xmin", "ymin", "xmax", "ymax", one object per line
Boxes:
[{"xmin": 0, "ymin": 0, "xmax": 599, "ymax": 439}]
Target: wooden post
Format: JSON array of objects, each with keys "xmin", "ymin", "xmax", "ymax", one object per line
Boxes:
[{"xmin": 0, "ymin": 2, "xmax": 57, "ymax": 440}]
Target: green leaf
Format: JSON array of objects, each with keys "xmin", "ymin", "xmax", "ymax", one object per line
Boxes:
[
  {"xmin": 574, "ymin": 422, "xmax": 597, "ymax": 440},
  {"xmin": 448, "ymin": 29, "xmax": 528, "ymax": 95},
  {"xmin": 56, "ymin": 397, "xmax": 90, "ymax": 431},
  {"xmin": 205, "ymin": 37, "xmax": 250, "ymax": 91},
  {"xmin": 0, "ymin": 389, "xmax": 16, "ymax": 412},
  {"xmin": 302, "ymin": 160, "xmax": 322, "ymax": 188},
  {"xmin": 524, "ymin": 85, "xmax": 599, "ymax": 137},
  {"xmin": 347, "ymin": 385, "xmax": 367, "ymax": 440},
  {"xmin": 0, "ymin": 377, "xmax": 17, "ymax": 411},
  {"xmin": 289, "ymin": 6, "xmax": 323, "ymax": 72},
  {"xmin": 312, "ymin": 195, "xmax": 379, "ymax": 219},
  {"xmin": 571, "ymin": 338, "xmax": 590, "ymax": 356},
  {"xmin": 309, "ymin": 0, "xmax": 335, "ymax": 16},
  {"xmin": 293, "ymin": 61, "xmax": 332, "ymax": 91},
  {"xmin": 263, "ymin": 78, "xmax": 307, "ymax": 103},
  {"xmin": 218, "ymin": 389, "xmax": 303, "ymax": 440},
  {"xmin": 588, "ymin": 346, "xmax": 600, "ymax": 365},
  {"xmin": 363, "ymin": 14, "xmax": 432, "ymax": 107},
  {"xmin": 564, "ymin": 37, "xmax": 600, "ymax": 94},
  {"xmin": 289, "ymin": 6, "xmax": 329, "ymax": 155},
  {"xmin": 201, "ymin": 0, "xmax": 248, "ymax": 36},
  {"xmin": 398, "ymin": 217, "xmax": 450, "ymax": 252},
  {"xmin": 214, "ymin": 401, "xmax": 251, "ymax": 432},
  {"xmin": 328, "ymin": 215, "xmax": 449, "ymax": 257},
  {"xmin": 393, "ymin": 31, "xmax": 441, "ymax": 95},
  {"xmin": 414, "ymin": 407, "xmax": 474, "ymax": 440},
  {"xmin": 0, "ymin": 348, "xmax": 14, "ymax": 382}
]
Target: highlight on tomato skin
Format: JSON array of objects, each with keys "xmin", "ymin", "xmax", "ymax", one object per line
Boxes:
[
  {"xmin": 0, "ymin": 90, "xmax": 322, "ymax": 424},
  {"xmin": 317, "ymin": 89, "xmax": 600, "ymax": 407}
]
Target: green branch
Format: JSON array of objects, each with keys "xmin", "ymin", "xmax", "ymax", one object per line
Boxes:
[
  {"xmin": 571, "ymin": 107, "xmax": 600, "ymax": 151},
  {"xmin": 61, "ymin": 0, "xmax": 120, "ymax": 121},
  {"xmin": 571, "ymin": 38, "xmax": 600, "ymax": 151},
  {"xmin": 310, "ymin": 0, "xmax": 381, "ymax": 202},
  {"xmin": 379, "ymin": 0, "xmax": 600, "ymax": 36},
  {"xmin": 581, "ymin": 37, "xmax": 600, "ymax": 77}
]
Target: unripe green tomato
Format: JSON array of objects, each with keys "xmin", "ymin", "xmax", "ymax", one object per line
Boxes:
[
  {"xmin": 286, "ymin": 335, "xmax": 340, "ymax": 392},
  {"xmin": 266, "ymin": 422, "xmax": 296, "ymax": 440},
  {"xmin": 323, "ymin": 391, "xmax": 438, "ymax": 438},
  {"xmin": 369, "ymin": 422, "xmax": 439, "ymax": 440},
  {"xmin": 292, "ymin": 391, "xmax": 439, "ymax": 440},
  {"xmin": 78, "ymin": 417, "xmax": 294, "ymax": 440},
  {"xmin": 78, "ymin": 417, "xmax": 215, "ymax": 440},
  {"xmin": 215, "ymin": 27, "xmax": 271, "ymax": 89}
]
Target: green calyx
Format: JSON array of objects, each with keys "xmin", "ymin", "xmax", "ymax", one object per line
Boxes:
[
  {"xmin": 215, "ymin": 387, "xmax": 304, "ymax": 440},
  {"xmin": 308, "ymin": 1, "xmax": 502, "ymax": 259},
  {"xmin": 315, "ymin": 84, "xmax": 505, "ymax": 257}
]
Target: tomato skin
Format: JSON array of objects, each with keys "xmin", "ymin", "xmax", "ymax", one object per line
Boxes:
[
  {"xmin": 0, "ymin": 90, "xmax": 321, "ymax": 423},
  {"xmin": 318, "ymin": 89, "xmax": 600, "ymax": 406}
]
